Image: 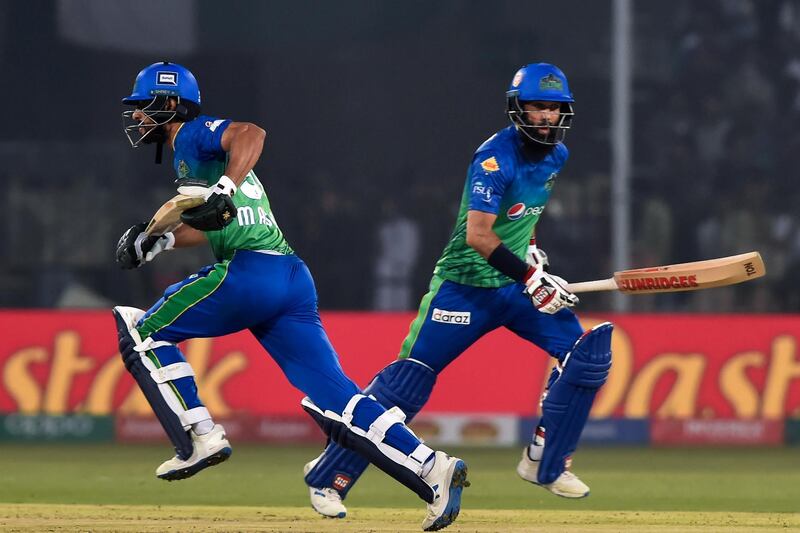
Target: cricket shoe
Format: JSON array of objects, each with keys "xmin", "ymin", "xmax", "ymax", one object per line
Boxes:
[
  {"xmin": 303, "ymin": 454, "xmax": 347, "ymax": 519},
  {"xmin": 421, "ymin": 451, "xmax": 470, "ymax": 531},
  {"xmin": 156, "ymin": 424, "xmax": 232, "ymax": 481},
  {"xmin": 516, "ymin": 446, "xmax": 589, "ymax": 498}
]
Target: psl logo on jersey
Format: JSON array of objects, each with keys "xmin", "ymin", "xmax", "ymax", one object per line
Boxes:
[
  {"xmin": 431, "ymin": 308, "xmax": 471, "ymax": 325},
  {"xmin": 472, "ymin": 181, "xmax": 493, "ymax": 203},
  {"xmin": 480, "ymin": 157, "xmax": 500, "ymax": 172},
  {"xmin": 157, "ymin": 71, "xmax": 178, "ymax": 85}
]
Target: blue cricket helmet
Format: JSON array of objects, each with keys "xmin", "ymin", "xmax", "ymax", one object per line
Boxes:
[
  {"xmin": 506, "ymin": 63, "xmax": 575, "ymax": 145},
  {"xmin": 122, "ymin": 61, "xmax": 201, "ymax": 106},
  {"xmin": 122, "ymin": 61, "xmax": 202, "ymax": 151}
]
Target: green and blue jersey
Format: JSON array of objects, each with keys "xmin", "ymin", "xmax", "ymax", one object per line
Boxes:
[
  {"xmin": 172, "ymin": 115, "xmax": 293, "ymax": 261},
  {"xmin": 434, "ymin": 126, "xmax": 568, "ymax": 288}
]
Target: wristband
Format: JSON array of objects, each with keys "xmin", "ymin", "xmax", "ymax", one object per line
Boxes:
[
  {"xmin": 205, "ymin": 175, "xmax": 237, "ymax": 200},
  {"xmin": 487, "ymin": 243, "xmax": 533, "ymax": 282}
]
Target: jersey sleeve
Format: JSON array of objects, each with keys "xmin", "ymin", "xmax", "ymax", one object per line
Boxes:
[
  {"xmin": 195, "ymin": 117, "xmax": 232, "ymax": 157},
  {"xmin": 467, "ymin": 150, "xmax": 514, "ymax": 214}
]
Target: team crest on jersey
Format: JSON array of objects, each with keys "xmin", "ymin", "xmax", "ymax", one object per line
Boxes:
[
  {"xmin": 539, "ymin": 74, "xmax": 563, "ymax": 91},
  {"xmin": 178, "ymin": 160, "xmax": 190, "ymax": 179},
  {"xmin": 480, "ymin": 157, "xmax": 500, "ymax": 172},
  {"xmin": 545, "ymin": 173, "xmax": 557, "ymax": 191}
]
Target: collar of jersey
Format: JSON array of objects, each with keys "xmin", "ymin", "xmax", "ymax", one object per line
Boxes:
[{"xmin": 170, "ymin": 122, "xmax": 186, "ymax": 151}]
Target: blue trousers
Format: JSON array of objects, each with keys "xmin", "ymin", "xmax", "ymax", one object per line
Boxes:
[{"xmin": 305, "ymin": 275, "xmax": 584, "ymax": 496}]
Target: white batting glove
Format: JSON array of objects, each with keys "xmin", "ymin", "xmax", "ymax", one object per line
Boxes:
[
  {"xmin": 525, "ymin": 239, "xmax": 549, "ymax": 271},
  {"xmin": 140, "ymin": 232, "xmax": 175, "ymax": 264},
  {"xmin": 524, "ymin": 265, "xmax": 579, "ymax": 314}
]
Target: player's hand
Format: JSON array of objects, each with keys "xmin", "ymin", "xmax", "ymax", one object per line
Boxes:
[
  {"xmin": 116, "ymin": 223, "xmax": 174, "ymax": 269},
  {"xmin": 525, "ymin": 239, "xmax": 549, "ymax": 272},
  {"xmin": 524, "ymin": 265, "xmax": 579, "ymax": 314},
  {"xmin": 180, "ymin": 176, "xmax": 237, "ymax": 231}
]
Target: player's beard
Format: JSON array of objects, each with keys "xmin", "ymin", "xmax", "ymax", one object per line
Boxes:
[{"xmin": 141, "ymin": 124, "xmax": 167, "ymax": 145}]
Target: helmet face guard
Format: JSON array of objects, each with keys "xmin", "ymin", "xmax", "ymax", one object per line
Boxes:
[
  {"xmin": 121, "ymin": 61, "xmax": 202, "ymax": 148},
  {"xmin": 506, "ymin": 93, "xmax": 574, "ymax": 145},
  {"xmin": 505, "ymin": 63, "xmax": 575, "ymax": 145},
  {"xmin": 121, "ymin": 96, "xmax": 176, "ymax": 148}
]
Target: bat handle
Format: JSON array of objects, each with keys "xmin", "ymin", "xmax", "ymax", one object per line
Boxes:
[{"xmin": 566, "ymin": 278, "xmax": 619, "ymax": 293}]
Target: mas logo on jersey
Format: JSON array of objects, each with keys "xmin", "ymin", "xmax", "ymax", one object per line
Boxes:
[
  {"xmin": 539, "ymin": 73, "xmax": 563, "ymax": 92},
  {"xmin": 157, "ymin": 71, "xmax": 178, "ymax": 86},
  {"xmin": 431, "ymin": 308, "xmax": 471, "ymax": 325},
  {"xmin": 480, "ymin": 157, "xmax": 500, "ymax": 172},
  {"xmin": 506, "ymin": 203, "xmax": 545, "ymax": 221}
]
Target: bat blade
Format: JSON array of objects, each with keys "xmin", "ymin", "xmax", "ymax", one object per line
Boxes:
[
  {"xmin": 566, "ymin": 252, "xmax": 766, "ymax": 294},
  {"xmin": 144, "ymin": 194, "xmax": 205, "ymax": 236}
]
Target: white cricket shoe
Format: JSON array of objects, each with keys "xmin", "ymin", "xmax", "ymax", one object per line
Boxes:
[
  {"xmin": 421, "ymin": 451, "xmax": 470, "ymax": 531},
  {"xmin": 156, "ymin": 424, "xmax": 232, "ymax": 481},
  {"xmin": 303, "ymin": 454, "xmax": 347, "ymax": 519},
  {"xmin": 516, "ymin": 446, "xmax": 589, "ymax": 498}
]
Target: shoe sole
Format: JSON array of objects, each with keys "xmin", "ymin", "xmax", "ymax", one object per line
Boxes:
[
  {"xmin": 310, "ymin": 505, "xmax": 346, "ymax": 519},
  {"xmin": 157, "ymin": 447, "xmax": 232, "ymax": 481},
  {"xmin": 527, "ymin": 479, "xmax": 589, "ymax": 499},
  {"xmin": 424, "ymin": 460, "xmax": 470, "ymax": 532},
  {"xmin": 518, "ymin": 461, "xmax": 589, "ymax": 499}
]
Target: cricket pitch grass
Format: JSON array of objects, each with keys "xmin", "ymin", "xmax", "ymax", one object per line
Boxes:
[{"xmin": 0, "ymin": 444, "xmax": 797, "ymax": 532}]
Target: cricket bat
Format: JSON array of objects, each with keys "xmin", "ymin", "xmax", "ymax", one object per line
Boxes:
[
  {"xmin": 565, "ymin": 252, "xmax": 766, "ymax": 294},
  {"xmin": 144, "ymin": 194, "xmax": 205, "ymax": 236}
]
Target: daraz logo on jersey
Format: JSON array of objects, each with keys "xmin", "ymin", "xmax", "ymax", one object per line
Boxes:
[{"xmin": 506, "ymin": 203, "xmax": 545, "ymax": 221}]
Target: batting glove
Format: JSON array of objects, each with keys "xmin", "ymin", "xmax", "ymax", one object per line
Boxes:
[
  {"xmin": 116, "ymin": 223, "xmax": 175, "ymax": 269},
  {"xmin": 180, "ymin": 175, "xmax": 237, "ymax": 232},
  {"xmin": 524, "ymin": 265, "xmax": 579, "ymax": 314},
  {"xmin": 525, "ymin": 238, "xmax": 549, "ymax": 272}
]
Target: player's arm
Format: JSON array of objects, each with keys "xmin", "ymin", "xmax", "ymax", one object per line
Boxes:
[
  {"xmin": 219, "ymin": 121, "xmax": 267, "ymax": 186},
  {"xmin": 465, "ymin": 210, "xmax": 502, "ymax": 258},
  {"xmin": 466, "ymin": 209, "xmax": 576, "ymax": 314},
  {"xmin": 179, "ymin": 121, "xmax": 266, "ymax": 232},
  {"xmin": 172, "ymin": 223, "xmax": 207, "ymax": 248}
]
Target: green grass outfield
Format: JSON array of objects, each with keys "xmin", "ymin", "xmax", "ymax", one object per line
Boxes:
[{"xmin": 0, "ymin": 444, "xmax": 797, "ymax": 531}]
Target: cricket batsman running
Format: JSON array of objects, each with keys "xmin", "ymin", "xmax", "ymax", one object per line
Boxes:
[
  {"xmin": 304, "ymin": 63, "xmax": 612, "ymax": 517},
  {"xmin": 113, "ymin": 61, "xmax": 468, "ymax": 531}
]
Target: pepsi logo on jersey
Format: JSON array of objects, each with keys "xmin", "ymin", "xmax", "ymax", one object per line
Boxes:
[{"xmin": 506, "ymin": 203, "xmax": 545, "ymax": 221}]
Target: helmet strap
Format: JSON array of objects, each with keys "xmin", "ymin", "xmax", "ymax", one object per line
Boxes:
[{"xmin": 155, "ymin": 141, "xmax": 163, "ymax": 164}]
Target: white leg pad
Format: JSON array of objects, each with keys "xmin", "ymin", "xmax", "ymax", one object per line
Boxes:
[
  {"xmin": 151, "ymin": 362, "xmax": 196, "ymax": 383},
  {"xmin": 137, "ymin": 349, "xmax": 202, "ymax": 431},
  {"xmin": 179, "ymin": 406, "xmax": 211, "ymax": 427},
  {"xmin": 302, "ymin": 396, "xmax": 432, "ymax": 476},
  {"xmin": 366, "ymin": 407, "xmax": 405, "ymax": 442}
]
